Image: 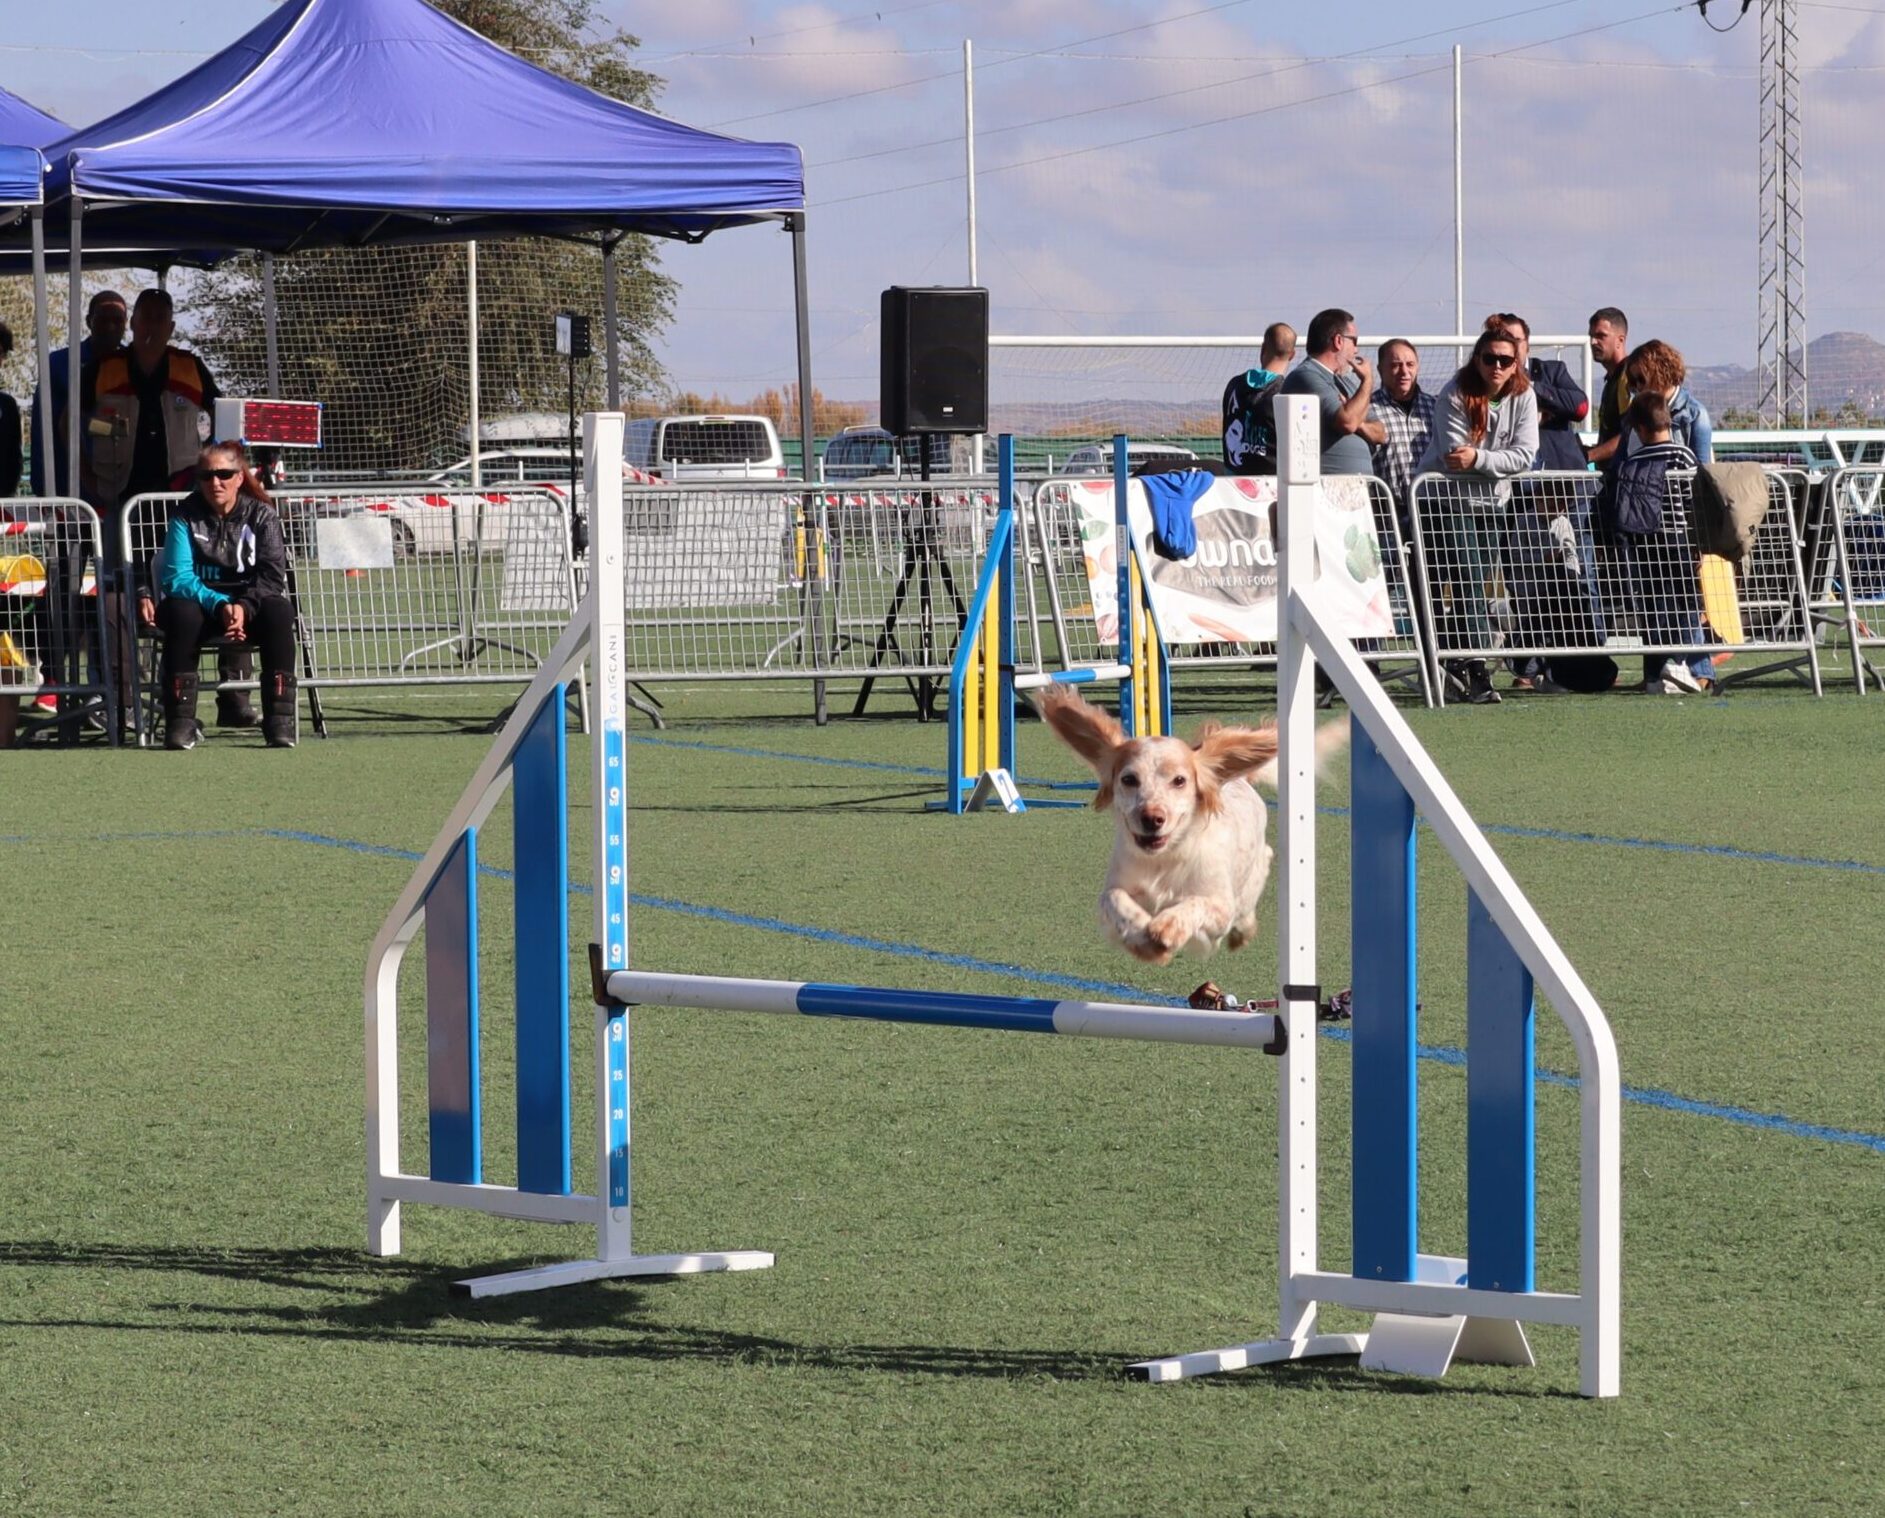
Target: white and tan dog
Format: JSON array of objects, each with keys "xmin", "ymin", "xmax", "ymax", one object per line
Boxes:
[{"xmin": 1038, "ymin": 686, "xmax": 1349, "ymax": 965}]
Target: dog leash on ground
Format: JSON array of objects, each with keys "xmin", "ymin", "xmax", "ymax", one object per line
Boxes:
[{"xmin": 1188, "ymin": 981, "xmax": 1361, "ymax": 1022}]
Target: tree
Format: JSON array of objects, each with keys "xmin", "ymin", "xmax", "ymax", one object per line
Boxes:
[{"xmin": 185, "ymin": 0, "xmax": 677, "ymax": 474}]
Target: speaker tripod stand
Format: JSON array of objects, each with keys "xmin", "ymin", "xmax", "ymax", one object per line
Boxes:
[{"xmin": 853, "ymin": 447, "xmax": 968, "ymax": 721}]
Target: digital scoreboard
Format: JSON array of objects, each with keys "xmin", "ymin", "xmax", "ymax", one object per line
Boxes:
[{"xmin": 213, "ymin": 398, "xmax": 324, "ymax": 449}]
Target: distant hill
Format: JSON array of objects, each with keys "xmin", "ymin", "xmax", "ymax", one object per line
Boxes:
[{"xmin": 1687, "ymin": 331, "xmax": 1885, "ymax": 420}]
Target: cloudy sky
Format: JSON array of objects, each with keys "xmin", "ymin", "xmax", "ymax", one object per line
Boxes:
[{"xmin": 9, "ymin": 0, "xmax": 1885, "ymax": 406}]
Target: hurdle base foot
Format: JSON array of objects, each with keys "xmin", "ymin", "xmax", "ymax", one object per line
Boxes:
[
  {"xmin": 1128, "ymin": 1332, "xmax": 1367, "ymax": 1383},
  {"xmin": 1360, "ymin": 1311, "xmax": 1533, "ymax": 1380},
  {"xmin": 451, "ymin": 1249, "xmax": 775, "ymax": 1300},
  {"xmin": 965, "ymin": 769, "xmax": 1025, "ymax": 812}
]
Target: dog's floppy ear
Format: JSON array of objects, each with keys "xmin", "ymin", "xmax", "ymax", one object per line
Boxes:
[
  {"xmin": 1034, "ymin": 686, "xmax": 1128, "ymax": 810},
  {"xmin": 1035, "ymin": 686, "xmax": 1127, "ymax": 771},
  {"xmin": 1193, "ymin": 721, "xmax": 1280, "ymax": 810}
]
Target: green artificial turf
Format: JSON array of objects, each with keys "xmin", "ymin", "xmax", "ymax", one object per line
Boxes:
[{"xmin": 2, "ymin": 670, "xmax": 1882, "ymax": 1516}]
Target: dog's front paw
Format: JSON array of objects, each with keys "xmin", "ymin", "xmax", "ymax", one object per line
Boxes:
[
  {"xmin": 1144, "ymin": 910, "xmax": 1192, "ymax": 961},
  {"xmin": 1127, "ymin": 936, "xmax": 1176, "ymax": 965}
]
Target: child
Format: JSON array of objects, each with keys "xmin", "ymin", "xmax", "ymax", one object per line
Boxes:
[{"xmin": 1602, "ymin": 392, "xmax": 1712, "ymax": 694}]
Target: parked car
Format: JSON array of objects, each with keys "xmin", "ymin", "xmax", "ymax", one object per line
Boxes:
[
  {"xmin": 1058, "ymin": 442, "xmax": 1200, "ymax": 475},
  {"xmin": 821, "ymin": 427, "xmax": 970, "ymax": 481},
  {"xmin": 624, "ymin": 414, "xmax": 787, "ymax": 481}
]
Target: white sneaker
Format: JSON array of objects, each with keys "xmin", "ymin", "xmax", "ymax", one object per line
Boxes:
[{"xmin": 1660, "ymin": 662, "xmax": 1704, "ymax": 695}]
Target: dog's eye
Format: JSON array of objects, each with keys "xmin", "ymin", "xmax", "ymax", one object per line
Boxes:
[
  {"xmin": 1120, "ymin": 772, "xmax": 1139, "ymax": 789},
  {"xmin": 1170, "ymin": 775, "xmax": 1186, "ymax": 789}
]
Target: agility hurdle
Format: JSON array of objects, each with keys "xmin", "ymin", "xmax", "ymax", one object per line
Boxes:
[
  {"xmin": 940, "ymin": 434, "xmax": 1170, "ymax": 813},
  {"xmin": 1119, "ymin": 396, "xmax": 1621, "ymax": 1396},
  {"xmin": 364, "ymin": 414, "xmax": 1279, "ymax": 1301},
  {"xmin": 365, "ymin": 406, "xmax": 1620, "ymax": 1396}
]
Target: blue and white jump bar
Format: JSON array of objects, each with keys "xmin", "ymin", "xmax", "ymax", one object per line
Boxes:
[{"xmin": 608, "ymin": 971, "xmax": 1285, "ymax": 1052}]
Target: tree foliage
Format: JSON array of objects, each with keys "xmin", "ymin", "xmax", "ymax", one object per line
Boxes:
[{"xmin": 186, "ymin": 0, "xmax": 676, "ymax": 474}]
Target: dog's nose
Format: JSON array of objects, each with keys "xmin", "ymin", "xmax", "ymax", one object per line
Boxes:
[{"xmin": 1141, "ymin": 809, "xmax": 1165, "ymax": 830}]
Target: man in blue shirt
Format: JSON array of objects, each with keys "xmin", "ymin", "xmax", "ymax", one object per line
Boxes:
[
  {"xmin": 1276, "ymin": 307, "xmax": 1383, "ymax": 474},
  {"xmin": 29, "ymin": 288, "xmax": 127, "ymax": 497}
]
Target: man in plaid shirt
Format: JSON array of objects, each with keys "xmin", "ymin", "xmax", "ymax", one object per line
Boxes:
[{"xmin": 1368, "ymin": 338, "xmax": 1434, "ymax": 529}]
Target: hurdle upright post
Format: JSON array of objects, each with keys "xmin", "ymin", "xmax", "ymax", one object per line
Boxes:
[{"xmin": 1273, "ymin": 394, "xmax": 1342, "ymax": 1351}]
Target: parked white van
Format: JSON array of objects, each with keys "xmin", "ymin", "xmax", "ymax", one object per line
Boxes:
[{"xmin": 624, "ymin": 415, "xmax": 787, "ymax": 481}]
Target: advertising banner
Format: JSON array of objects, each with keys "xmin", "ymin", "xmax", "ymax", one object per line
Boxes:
[{"xmin": 1067, "ymin": 475, "xmax": 1394, "ymax": 644}]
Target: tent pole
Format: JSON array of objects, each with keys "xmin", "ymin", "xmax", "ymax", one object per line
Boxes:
[
  {"xmin": 31, "ymin": 206, "xmax": 54, "ymax": 496},
  {"xmin": 602, "ymin": 242, "xmax": 620, "ymax": 410},
  {"xmin": 790, "ymin": 213, "xmax": 815, "ymax": 479},
  {"xmin": 466, "ymin": 241, "xmax": 481, "ymax": 489},
  {"xmin": 66, "ymin": 198, "xmax": 81, "ymax": 510},
  {"xmin": 263, "ymin": 253, "xmax": 281, "ymax": 394},
  {"xmin": 788, "ymin": 211, "xmax": 824, "ymax": 725}
]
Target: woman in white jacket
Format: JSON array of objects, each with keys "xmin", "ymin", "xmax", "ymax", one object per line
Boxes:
[{"xmin": 1414, "ymin": 327, "xmax": 1539, "ymax": 703}]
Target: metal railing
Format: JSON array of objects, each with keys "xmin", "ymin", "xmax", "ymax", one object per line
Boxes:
[
  {"xmin": 0, "ymin": 498, "xmax": 114, "ymax": 745},
  {"xmin": 1825, "ymin": 465, "xmax": 1885, "ymax": 692},
  {"xmin": 122, "ymin": 483, "xmax": 581, "ymax": 704},
  {"xmin": 1407, "ymin": 467, "xmax": 1820, "ymax": 701}
]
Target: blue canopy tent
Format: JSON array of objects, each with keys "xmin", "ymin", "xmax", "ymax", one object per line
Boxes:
[
  {"xmin": 14, "ymin": 0, "xmax": 813, "ymax": 483},
  {"xmin": 0, "ymin": 85, "xmax": 63, "ymax": 491}
]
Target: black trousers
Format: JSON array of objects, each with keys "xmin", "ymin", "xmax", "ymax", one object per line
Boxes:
[{"xmin": 157, "ymin": 595, "xmax": 294, "ymax": 686}]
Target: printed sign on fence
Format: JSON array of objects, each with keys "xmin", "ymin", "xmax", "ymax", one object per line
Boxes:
[
  {"xmin": 1069, "ymin": 476, "xmax": 1394, "ymax": 645},
  {"xmin": 315, "ymin": 515, "xmax": 396, "ymax": 572}
]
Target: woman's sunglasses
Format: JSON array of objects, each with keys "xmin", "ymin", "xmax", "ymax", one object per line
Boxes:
[
  {"xmin": 198, "ymin": 467, "xmax": 242, "ymax": 482},
  {"xmin": 1479, "ymin": 353, "xmax": 1517, "ymax": 369}
]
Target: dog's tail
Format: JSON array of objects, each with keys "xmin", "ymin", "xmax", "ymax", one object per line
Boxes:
[{"xmin": 1250, "ymin": 715, "xmax": 1351, "ymax": 791}]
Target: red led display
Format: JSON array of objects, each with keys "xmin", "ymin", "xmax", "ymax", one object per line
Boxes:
[{"xmin": 236, "ymin": 400, "xmax": 323, "ymax": 447}]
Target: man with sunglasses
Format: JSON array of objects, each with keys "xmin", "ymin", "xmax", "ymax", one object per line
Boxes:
[
  {"xmin": 1275, "ymin": 308, "xmax": 1385, "ymax": 476},
  {"xmin": 154, "ymin": 442, "xmax": 297, "ymax": 750}
]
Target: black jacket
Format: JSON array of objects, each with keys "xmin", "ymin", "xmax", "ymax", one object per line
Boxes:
[
  {"xmin": 161, "ymin": 490, "xmax": 290, "ymax": 611},
  {"xmin": 0, "ymin": 393, "xmax": 20, "ymax": 497}
]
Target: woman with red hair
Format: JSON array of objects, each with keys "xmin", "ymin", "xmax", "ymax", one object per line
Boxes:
[{"xmin": 1413, "ymin": 327, "xmax": 1540, "ymax": 704}]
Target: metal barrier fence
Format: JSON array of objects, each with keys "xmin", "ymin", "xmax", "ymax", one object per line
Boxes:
[
  {"xmin": 1024, "ymin": 474, "xmax": 1432, "ymax": 702},
  {"xmin": 122, "ymin": 485, "xmax": 580, "ymax": 707},
  {"xmin": 605, "ymin": 481, "xmax": 1008, "ymax": 701},
  {"xmin": 20, "ymin": 452, "xmax": 1878, "ymax": 745},
  {"xmin": 0, "ymin": 499, "xmax": 113, "ymax": 745},
  {"xmin": 1826, "ymin": 466, "xmax": 1885, "ymax": 693},
  {"xmin": 1407, "ymin": 468, "xmax": 1820, "ymax": 703}
]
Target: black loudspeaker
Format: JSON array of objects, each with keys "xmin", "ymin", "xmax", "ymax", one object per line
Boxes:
[{"xmin": 881, "ymin": 286, "xmax": 988, "ymax": 435}]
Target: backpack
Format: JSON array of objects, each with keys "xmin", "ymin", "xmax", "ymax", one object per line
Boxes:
[
  {"xmin": 1221, "ymin": 369, "xmax": 1279, "ymax": 475},
  {"xmin": 1688, "ymin": 462, "xmax": 1771, "ymax": 564}
]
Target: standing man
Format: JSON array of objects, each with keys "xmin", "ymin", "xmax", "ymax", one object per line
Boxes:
[
  {"xmin": 1221, "ymin": 321, "xmax": 1296, "ymax": 475},
  {"xmin": 1584, "ymin": 306, "xmax": 1630, "ymax": 468},
  {"xmin": 1367, "ymin": 338, "xmax": 1433, "ymax": 525},
  {"xmin": 81, "ymin": 288, "xmax": 244, "ymax": 727},
  {"xmin": 81, "ymin": 288, "xmax": 220, "ymax": 508},
  {"xmin": 29, "ymin": 288, "xmax": 126, "ymax": 498},
  {"xmin": 1277, "ymin": 308, "xmax": 1383, "ymax": 475},
  {"xmin": 0, "ymin": 322, "xmax": 20, "ymax": 497},
  {"xmin": 29, "ymin": 291, "xmax": 127, "ymax": 718}
]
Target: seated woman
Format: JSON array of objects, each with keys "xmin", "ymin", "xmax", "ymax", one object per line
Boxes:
[{"xmin": 156, "ymin": 441, "xmax": 298, "ymax": 750}]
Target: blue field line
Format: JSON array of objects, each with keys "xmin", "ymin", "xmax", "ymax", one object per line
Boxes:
[
  {"xmin": 5, "ymin": 825, "xmax": 1876, "ymax": 1156},
  {"xmin": 629, "ymin": 735, "xmax": 1885, "ymax": 878},
  {"xmin": 256, "ymin": 826, "xmax": 1885, "ymax": 1158}
]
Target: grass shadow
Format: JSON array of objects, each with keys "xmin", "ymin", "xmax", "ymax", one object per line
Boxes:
[{"xmin": 0, "ymin": 1239, "xmax": 1576, "ymax": 1397}]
